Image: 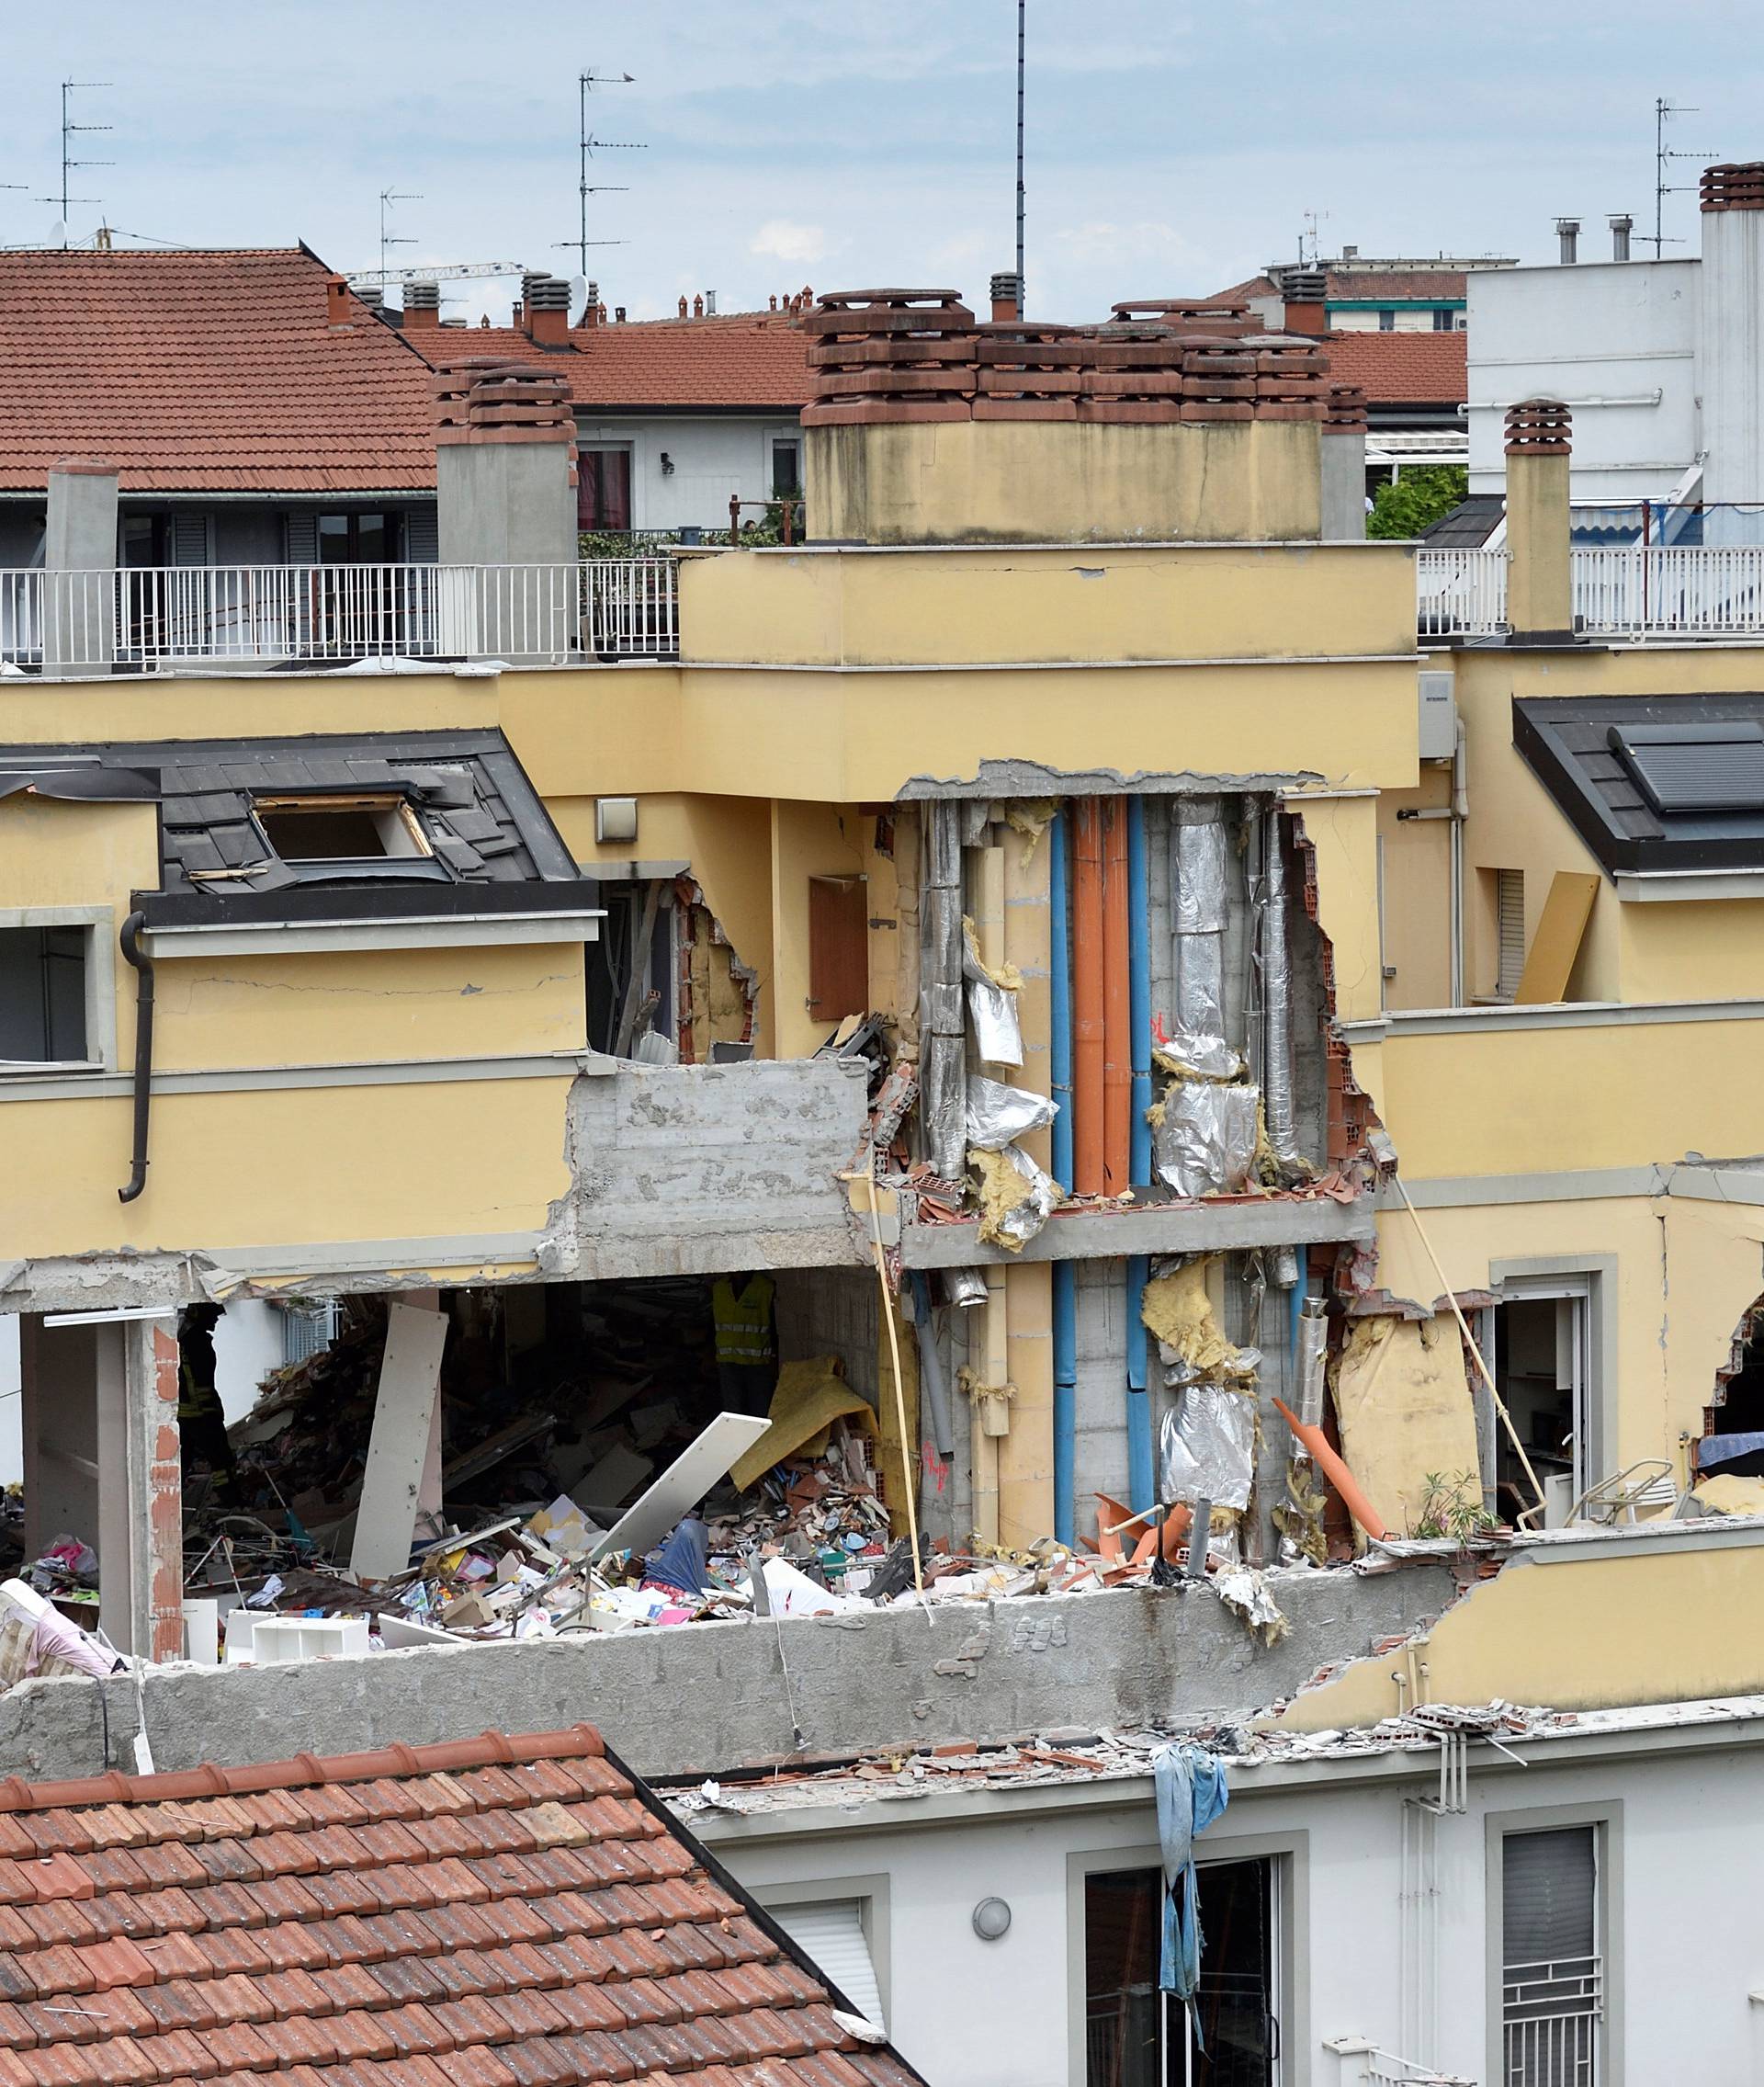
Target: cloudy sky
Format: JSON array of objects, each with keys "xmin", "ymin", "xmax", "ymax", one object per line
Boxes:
[{"xmin": 4, "ymin": 1, "xmax": 1759, "ymax": 323}]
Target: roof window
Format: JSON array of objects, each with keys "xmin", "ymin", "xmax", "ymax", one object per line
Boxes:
[
  {"xmin": 254, "ymin": 792, "xmax": 431, "ymax": 862},
  {"xmin": 1609, "ymin": 720, "xmax": 1764, "ymax": 815}
]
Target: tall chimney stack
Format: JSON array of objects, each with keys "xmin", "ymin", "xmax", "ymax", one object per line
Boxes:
[
  {"xmin": 1699, "ymin": 164, "xmax": 1764, "ymax": 545},
  {"xmin": 403, "ymin": 280, "xmax": 441, "ymax": 331},
  {"xmin": 325, "ymin": 275, "xmax": 352, "ymax": 326},
  {"xmin": 1555, "ymin": 218, "xmax": 1580, "ymax": 265},
  {"xmin": 524, "ymin": 274, "xmax": 571, "ymax": 347},
  {"xmin": 989, "ymin": 270, "xmax": 1023, "ymax": 323},
  {"xmin": 1609, "ymin": 213, "xmax": 1633, "ymax": 262},
  {"xmin": 1504, "ymin": 400, "xmax": 1574, "ymax": 641}
]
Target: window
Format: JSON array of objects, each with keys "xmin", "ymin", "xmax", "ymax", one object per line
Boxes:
[
  {"xmin": 579, "ymin": 448, "xmax": 633, "ymax": 532},
  {"xmin": 1377, "ymin": 309, "xmax": 1396, "ymax": 332},
  {"xmin": 807, "ymin": 875, "xmax": 868, "ymax": 1024},
  {"xmin": 120, "ymin": 516, "xmax": 167, "ymax": 568},
  {"xmin": 0, "ymin": 925, "xmax": 87, "ymax": 1067},
  {"xmin": 254, "ymin": 793, "xmax": 429, "ymax": 862},
  {"xmin": 316, "ymin": 514, "xmax": 401, "ymax": 563},
  {"xmin": 771, "ymin": 438, "xmax": 802, "ymax": 500},
  {"xmin": 1433, "ymin": 308, "xmax": 1457, "ymax": 331},
  {"xmin": 1084, "ymin": 1859, "xmax": 1279, "ymax": 2086},
  {"xmin": 1501, "ymin": 1826, "xmax": 1603, "ymax": 2086},
  {"xmin": 768, "ymin": 1900, "xmax": 885, "ymax": 2029},
  {"xmin": 1487, "ymin": 1282, "xmax": 1594, "ymax": 1521}
]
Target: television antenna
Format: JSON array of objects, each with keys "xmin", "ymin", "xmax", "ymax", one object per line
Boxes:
[
  {"xmin": 1014, "ymin": 0, "xmax": 1026, "ymax": 311},
  {"xmin": 379, "ymin": 188, "xmax": 422, "ymax": 284},
  {"xmin": 348, "ymin": 261, "xmax": 526, "ymax": 287},
  {"xmin": 50, "ymin": 81, "xmax": 112, "ymax": 249},
  {"xmin": 1650, "ymin": 98, "xmax": 1720, "ymax": 255},
  {"xmin": 558, "ymin": 70, "xmax": 642, "ymax": 276}
]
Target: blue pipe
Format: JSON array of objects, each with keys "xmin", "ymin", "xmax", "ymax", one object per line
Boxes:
[
  {"xmin": 1125, "ymin": 1253, "xmax": 1155, "ymax": 1514},
  {"xmin": 1049, "ymin": 809, "xmax": 1078, "ymax": 1545},
  {"xmin": 1127, "ymin": 798, "xmax": 1153, "ymax": 1187},
  {"xmin": 1049, "ymin": 810, "xmax": 1074, "ymax": 1189}
]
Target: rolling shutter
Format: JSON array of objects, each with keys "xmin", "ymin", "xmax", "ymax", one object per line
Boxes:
[
  {"xmin": 284, "ymin": 514, "xmax": 319, "ymax": 563},
  {"xmin": 404, "ymin": 506, "xmax": 439, "ymax": 564},
  {"xmin": 1495, "ymin": 869, "xmax": 1525, "ymax": 1002},
  {"xmin": 768, "ymin": 1900, "xmax": 884, "ymax": 2028},
  {"xmin": 1503, "ymin": 1827, "xmax": 1596, "ymax": 1968},
  {"xmin": 171, "ymin": 512, "xmax": 210, "ymax": 566}
]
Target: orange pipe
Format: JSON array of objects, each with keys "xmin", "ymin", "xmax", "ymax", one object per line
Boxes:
[
  {"xmin": 1272, "ymin": 1396, "xmax": 1389, "ymax": 1540},
  {"xmin": 1101, "ymin": 797, "xmax": 1131, "ymax": 1195},
  {"xmin": 1071, "ymin": 799, "xmax": 1105, "ymax": 1196}
]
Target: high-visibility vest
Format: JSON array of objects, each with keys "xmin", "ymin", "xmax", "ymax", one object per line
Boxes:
[{"xmin": 712, "ymin": 1276, "xmax": 775, "ymax": 1365}]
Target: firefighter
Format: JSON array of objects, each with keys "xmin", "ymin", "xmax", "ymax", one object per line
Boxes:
[{"xmin": 710, "ymin": 1271, "xmax": 777, "ymax": 1417}]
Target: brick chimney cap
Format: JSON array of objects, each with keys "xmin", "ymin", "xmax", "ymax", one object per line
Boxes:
[
  {"xmin": 49, "ymin": 456, "xmax": 118, "ymax": 476},
  {"xmin": 1505, "ymin": 398, "xmax": 1572, "ymax": 454},
  {"xmin": 1701, "ymin": 162, "xmax": 1764, "ymax": 212}
]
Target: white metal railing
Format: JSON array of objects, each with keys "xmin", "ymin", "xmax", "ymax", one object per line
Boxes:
[
  {"xmin": 1325, "ymin": 2037, "xmax": 1475, "ymax": 2086},
  {"xmin": 1417, "ymin": 547, "xmax": 1510, "ymax": 637},
  {"xmin": 1502, "ymin": 1955, "xmax": 1601, "ymax": 2087},
  {"xmin": 0, "ymin": 559, "xmax": 679, "ymax": 672},
  {"xmin": 1418, "ymin": 543, "xmax": 1764, "ymax": 640}
]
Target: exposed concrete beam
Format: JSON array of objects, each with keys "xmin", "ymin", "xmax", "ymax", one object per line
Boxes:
[{"xmin": 901, "ymin": 1195, "xmax": 1374, "ymax": 1269}]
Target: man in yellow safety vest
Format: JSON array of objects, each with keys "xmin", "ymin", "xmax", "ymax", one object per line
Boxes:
[{"xmin": 710, "ymin": 1271, "xmax": 777, "ymax": 1417}]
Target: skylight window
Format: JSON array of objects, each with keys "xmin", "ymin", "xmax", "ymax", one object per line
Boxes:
[
  {"xmin": 254, "ymin": 792, "xmax": 430, "ymax": 862},
  {"xmin": 1608, "ymin": 720, "xmax": 1764, "ymax": 815}
]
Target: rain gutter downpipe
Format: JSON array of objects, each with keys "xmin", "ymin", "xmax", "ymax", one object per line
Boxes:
[
  {"xmin": 1124, "ymin": 798, "xmax": 1156, "ymax": 1516},
  {"xmin": 119, "ymin": 911, "xmax": 153, "ymax": 1204},
  {"xmin": 1125, "ymin": 1253, "xmax": 1153, "ymax": 1513},
  {"xmin": 1049, "ymin": 811, "xmax": 1077, "ymax": 1544}
]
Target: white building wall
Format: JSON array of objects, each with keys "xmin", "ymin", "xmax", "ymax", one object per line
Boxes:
[
  {"xmin": 575, "ymin": 416, "xmax": 803, "ymax": 535},
  {"xmin": 1465, "ymin": 259, "xmax": 1700, "ymax": 501},
  {"xmin": 0, "ymin": 1315, "xmax": 19, "ymax": 1491},
  {"xmin": 710, "ymin": 1728, "xmax": 1764, "ymax": 2087}
]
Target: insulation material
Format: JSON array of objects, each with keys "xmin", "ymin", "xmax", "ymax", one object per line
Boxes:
[
  {"xmin": 1149, "ymin": 1080, "xmax": 1259, "ymax": 1197},
  {"xmin": 1154, "ymin": 1034, "xmax": 1242, "ymax": 1083},
  {"xmin": 1260, "ymin": 809, "xmax": 1303, "ymax": 1170},
  {"xmin": 1002, "ymin": 797, "xmax": 1059, "ymax": 861},
  {"xmin": 1171, "ymin": 798, "xmax": 1229, "ymax": 1044},
  {"xmin": 1140, "ymin": 1259, "xmax": 1239, "ymax": 1378},
  {"xmin": 1693, "ymin": 1472, "xmax": 1764, "ymax": 1517},
  {"xmin": 1211, "ymin": 1562, "xmax": 1291, "ymax": 1646},
  {"xmin": 967, "ymin": 1073, "xmax": 1059, "ymax": 1151},
  {"xmin": 729, "ymin": 1356, "xmax": 877, "ymax": 1493},
  {"xmin": 920, "ymin": 801, "xmax": 967, "ymax": 1180},
  {"xmin": 1331, "ymin": 1314, "xmax": 1482, "ymax": 1545},
  {"xmin": 967, "ymin": 1143, "xmax": 1061, "ymax": 1251},
  {"xmin": 962, "ymin": 917, "xmax": 1024, "ymax": 1067},
  {"xmin": 1159, "ymin": 1384, "xmax": 1256, "ymax": 1511}
]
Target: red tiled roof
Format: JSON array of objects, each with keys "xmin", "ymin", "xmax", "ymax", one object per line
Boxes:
[
  {"xmin": 0, "ymin": 248, "xmax": 438, "ymax": 494},
  {"xmin": 1324, "ymin": 269, "xmax": 1466, "ymax": 301},
  {"xmin": 0, "ymin": 1723, "xmax": 922, "ymax": 2087},
  {"xmin": 448, "ymin": 314, "xmax": 813, "ymax": 414},
  {"xmin": 1320, "ymin": 330, "xmax": 1466, "ymax": 405}
]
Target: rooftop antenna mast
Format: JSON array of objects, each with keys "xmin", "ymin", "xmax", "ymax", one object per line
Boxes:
[
  {"xmin": 379, "ymin": 188, "xmax": 422, "ymax": 285},
  {"xmin": 1651, "ymin": 98, "xmax": 1720, "ymax": 256},
  {"xmin": 1014, "ymin": 0, "xmax": 1025, "ymax": 312},
  {"xmin": 561, "ymin": 70, "xmax": 640, "ymax": 278},
  {"xmin": 56, "ymin": 80, "xmax": 112, "ymax": 249}
]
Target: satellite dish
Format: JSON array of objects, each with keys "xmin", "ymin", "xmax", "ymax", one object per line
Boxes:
[
  {"xmin": 566, "ymin": 274, "xmax": 590, "ymax": 324},
  {"xmin": 50, "ymin": 221, "xmax": 66, "ymax": 245}
]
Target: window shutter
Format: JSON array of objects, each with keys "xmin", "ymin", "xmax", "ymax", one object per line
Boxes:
[
  {"xmin": 769, "ymin": 1900, "xmax": 884, "ymax": 2028},
  {"xmin": 283, "ymin": 514, "xmax": 319, "ymax": 563},
  {"xmin": 807, "ymin": 876, "xmax": 868, "ymax": 1024},
  {"xmin": 1503, "ymin": 1827, "xmax": 1596, "ymax": 1968},
  {"xmin": 1496, "ymin": 868, "xmax": 1526, "ymax": 1001},
  {"xmin": 170, "ymin": 512, "xmax": 210, "ymax": 566},
  {"xmin": 404, "ymin": 507, "xmax": 438, "ymax": 564}
]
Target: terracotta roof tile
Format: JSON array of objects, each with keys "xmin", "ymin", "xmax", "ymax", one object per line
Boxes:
[
  {"xmin": 1320, "ymin": 330, "xmax": 1466, "ymax": 405},
  {"xmin": 0, "ymin": 1727, "xmax": 922, "ymax": 2086},
  {"xmin": 462, "ymin": 314, "xmax": 811, "ymax": 415},
  {"xmin": 0, "ymin": 247, "xmax": 437, "ymax": 493}
]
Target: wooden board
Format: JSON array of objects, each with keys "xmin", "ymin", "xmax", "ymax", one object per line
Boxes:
[
  {"xmin": 349, "ymin": 1303, "xmax": 449, "ymax": 1582},
  {"xmin": 1514, "ymin": 870, "xmax": 1600, "ymax": 1005}
]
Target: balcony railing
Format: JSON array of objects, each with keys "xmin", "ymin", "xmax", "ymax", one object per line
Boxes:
[
  {"xmin": 1419, "ymin": 544, "xmax": 1764, "ymax": 639},
  {"xmin": 1502, "ymin": 1955, "xmax": 1601, "ymax": 2087},
  {"xmin": 0, "ymin": 559, "xmax": 678, "ymax": 672}
]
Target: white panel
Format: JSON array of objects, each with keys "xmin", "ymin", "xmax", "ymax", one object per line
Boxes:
[
  {"xmin": 349, "ymin": 1303, "xmax": 448, "ymax": 1581},
  {"xmin": 771, "ymin": 1900, "xmax": 884, "ymax": 2027}
]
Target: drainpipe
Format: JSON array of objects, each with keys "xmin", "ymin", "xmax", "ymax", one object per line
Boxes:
[
  {"xmin": 1125, "ymin": 1253, "xmax": 1154, "ymax": 1514},
  {"xmin": 1101, "ymin": 799, "xmax": 1131, "ymax": 1194},
  {"xmin": 1127, "ymin": 798, "xmax": 1153, "ymax": 1185},
  {"xmin": 1049, "ymin": 811, "xmax": 1077, "ymax": 1545},
  {"xmin": 973, "ymin": 838, "xmax": 1009, "ymax": 1549},
  {"xmin": 118, "ymin": 912, "xmax": 153, "ymax": 1204},
  {"xmin": 910, "ymin": 1274, "xmax": 956, "ymax": 1459},
  {"xmin": 1261, "ymin": 803, "xmax": 1300, "ymax": 1167}
]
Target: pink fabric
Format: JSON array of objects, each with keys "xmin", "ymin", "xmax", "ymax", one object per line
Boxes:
[{"xmin": 28, "ymin": 1607, "xmax": 116, "ymax": 1679}]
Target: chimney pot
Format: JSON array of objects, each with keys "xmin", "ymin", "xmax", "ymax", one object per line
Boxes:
[
  {"xmin": 989, "ymin": 269, "xmax": 1023, "ymax": 323},
  {"xmin": 616, "ymin": 306, "xmax": 627, "ymax": 323},
  {"xmin": 524, "ymin": 274, "xmax": 571, "ymax": 346},
  {"xmin": 678, "ymin": 295, "xmax": 689, "ymax": 318},
  {"xmin": 693, "ymin": 294, "xmax": 705, "ymax": 318},
  {"xmin": 705, "ymin": 289, "xmax": 718, "ymax": 315},
  {"xmin": 404, "ymin": 280, "xmax": 441, "ymax": 329},
  {"xmin": 325, "ymin": 275, "xmax": 352, "ymax": 325},
  {"xmin": 1555, "ymin": 217, "xmax": 1580, "ymax": 264},
  {"xmin": 1608, "ymin": 213, "xmax": 1633, "ymax": 262}
]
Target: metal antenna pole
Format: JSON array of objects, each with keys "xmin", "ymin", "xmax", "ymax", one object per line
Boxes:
[
  {"xmin": 1650, "ymin": 98, "xmax": 1720, "ymax": 255},
  {"xmin": 379, "ymin": 188, "xmax": 421, "ymax": 284},
  {"xmin": 1014, "ymin": 0, "xmax": 1026, "ymax": 312},
  {"xmin": 59, "ymin": 80, "xmax": 112, "ymax": 249},
  {"xmin": 573, "ymin": 70, "xmax": 638, "ymax": 276}
]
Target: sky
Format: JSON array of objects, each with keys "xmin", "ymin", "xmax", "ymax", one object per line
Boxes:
[{"xmin": 3, "ymin": 1, "xmax": 1761, "ymax": 324}]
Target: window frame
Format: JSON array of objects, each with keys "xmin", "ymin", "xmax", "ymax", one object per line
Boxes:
[
  {"xmin": 1486, "ymin": 1801, "xmax": 1623, "ymax": 2087},
  {"xmin": 1066, "ymin": 1830, "xmax": 1308, "ymax": 2087},
  {"xmin": 751, "ymin": 1870, "xmax": 891, "ymax": 2026},
  {"xmin": 0, "ymin": 904, "xmax": 118, "ymax": 1077},
  {"xmin": 577, "ymin": 444, "xmax": 636, "ymax": 533},
  {"xmin": 1484, "ymin": 1255, "xmax": 1617, "ymax": 1514}
]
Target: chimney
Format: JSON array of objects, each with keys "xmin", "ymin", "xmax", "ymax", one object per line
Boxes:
[
  {"xmin": 1340, "ymin": 244, "xmax": 1358, "ymax": 261},
  {"xmin": 615, "ymin": 306, "xmax": 627, "ymax": 323},
  {"xmin": 693, "ymin": 294, "xmax": 704, "ymax": 318},
  {"xmin": 577, "ymin": 279, "xmax": 600, "ymax": 330},
  {"xmin": 989, "ymin": 269, "xmax": 1023, "ymax": 323},
  {"xmin": 1504, "ymin": 400, "xmax": 1574, "ymax": 641},
  {"xmin": 525, "ymin": 274, "xmax": 571, "ymax": 347},
  {"xmin": 1320, "ymin": 385, "xmax": 1368, "ymax": 541},
  {"xmin": 678, "ymin": 295, "xmax": 689, "ymax": 318},
  {"xmin": 325, "ymin": 275, "xmax": 351, "ymax": 326},
  {"xmin": 1555, "ymin": 217, "xmax": 1580, "ymax": 264},
  {"xmin": 1698, "ymin": 164, "xmax": 1764, "ymax": 542},
  {"xmin": 1279, "ymin": 267, "xmax": 1327, "ymax": 336},
  {"xmin": 403, "ymin": 280, "xmax": 441, "ymax": 331},
  {"xmin": 705, "ymin": 289, "xmax": 718, "ymax": 315},
  {"xmin": 1609, "ymin": 213, "xmax": 1633, "ymax": 262}
]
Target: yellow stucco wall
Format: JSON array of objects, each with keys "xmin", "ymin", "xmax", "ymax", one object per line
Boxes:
[
  {"xmin": 0, "ymin": 670, "xmax": 498, "ymax": 748},
  {"xmin": 1272, "ymin": 1535, "xmax": 1764, "ymax": 1730},
  {"xmin": 769, "ymin": 800, "xmax": 867, "ymax": 1061},
  {"xmin": 802, "ymin": 419, "xmax": 1324, "ymax": 545},
  {"xmin": 2, "ymin": 1075, "xmax": 574, "ymax": 1263}
]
